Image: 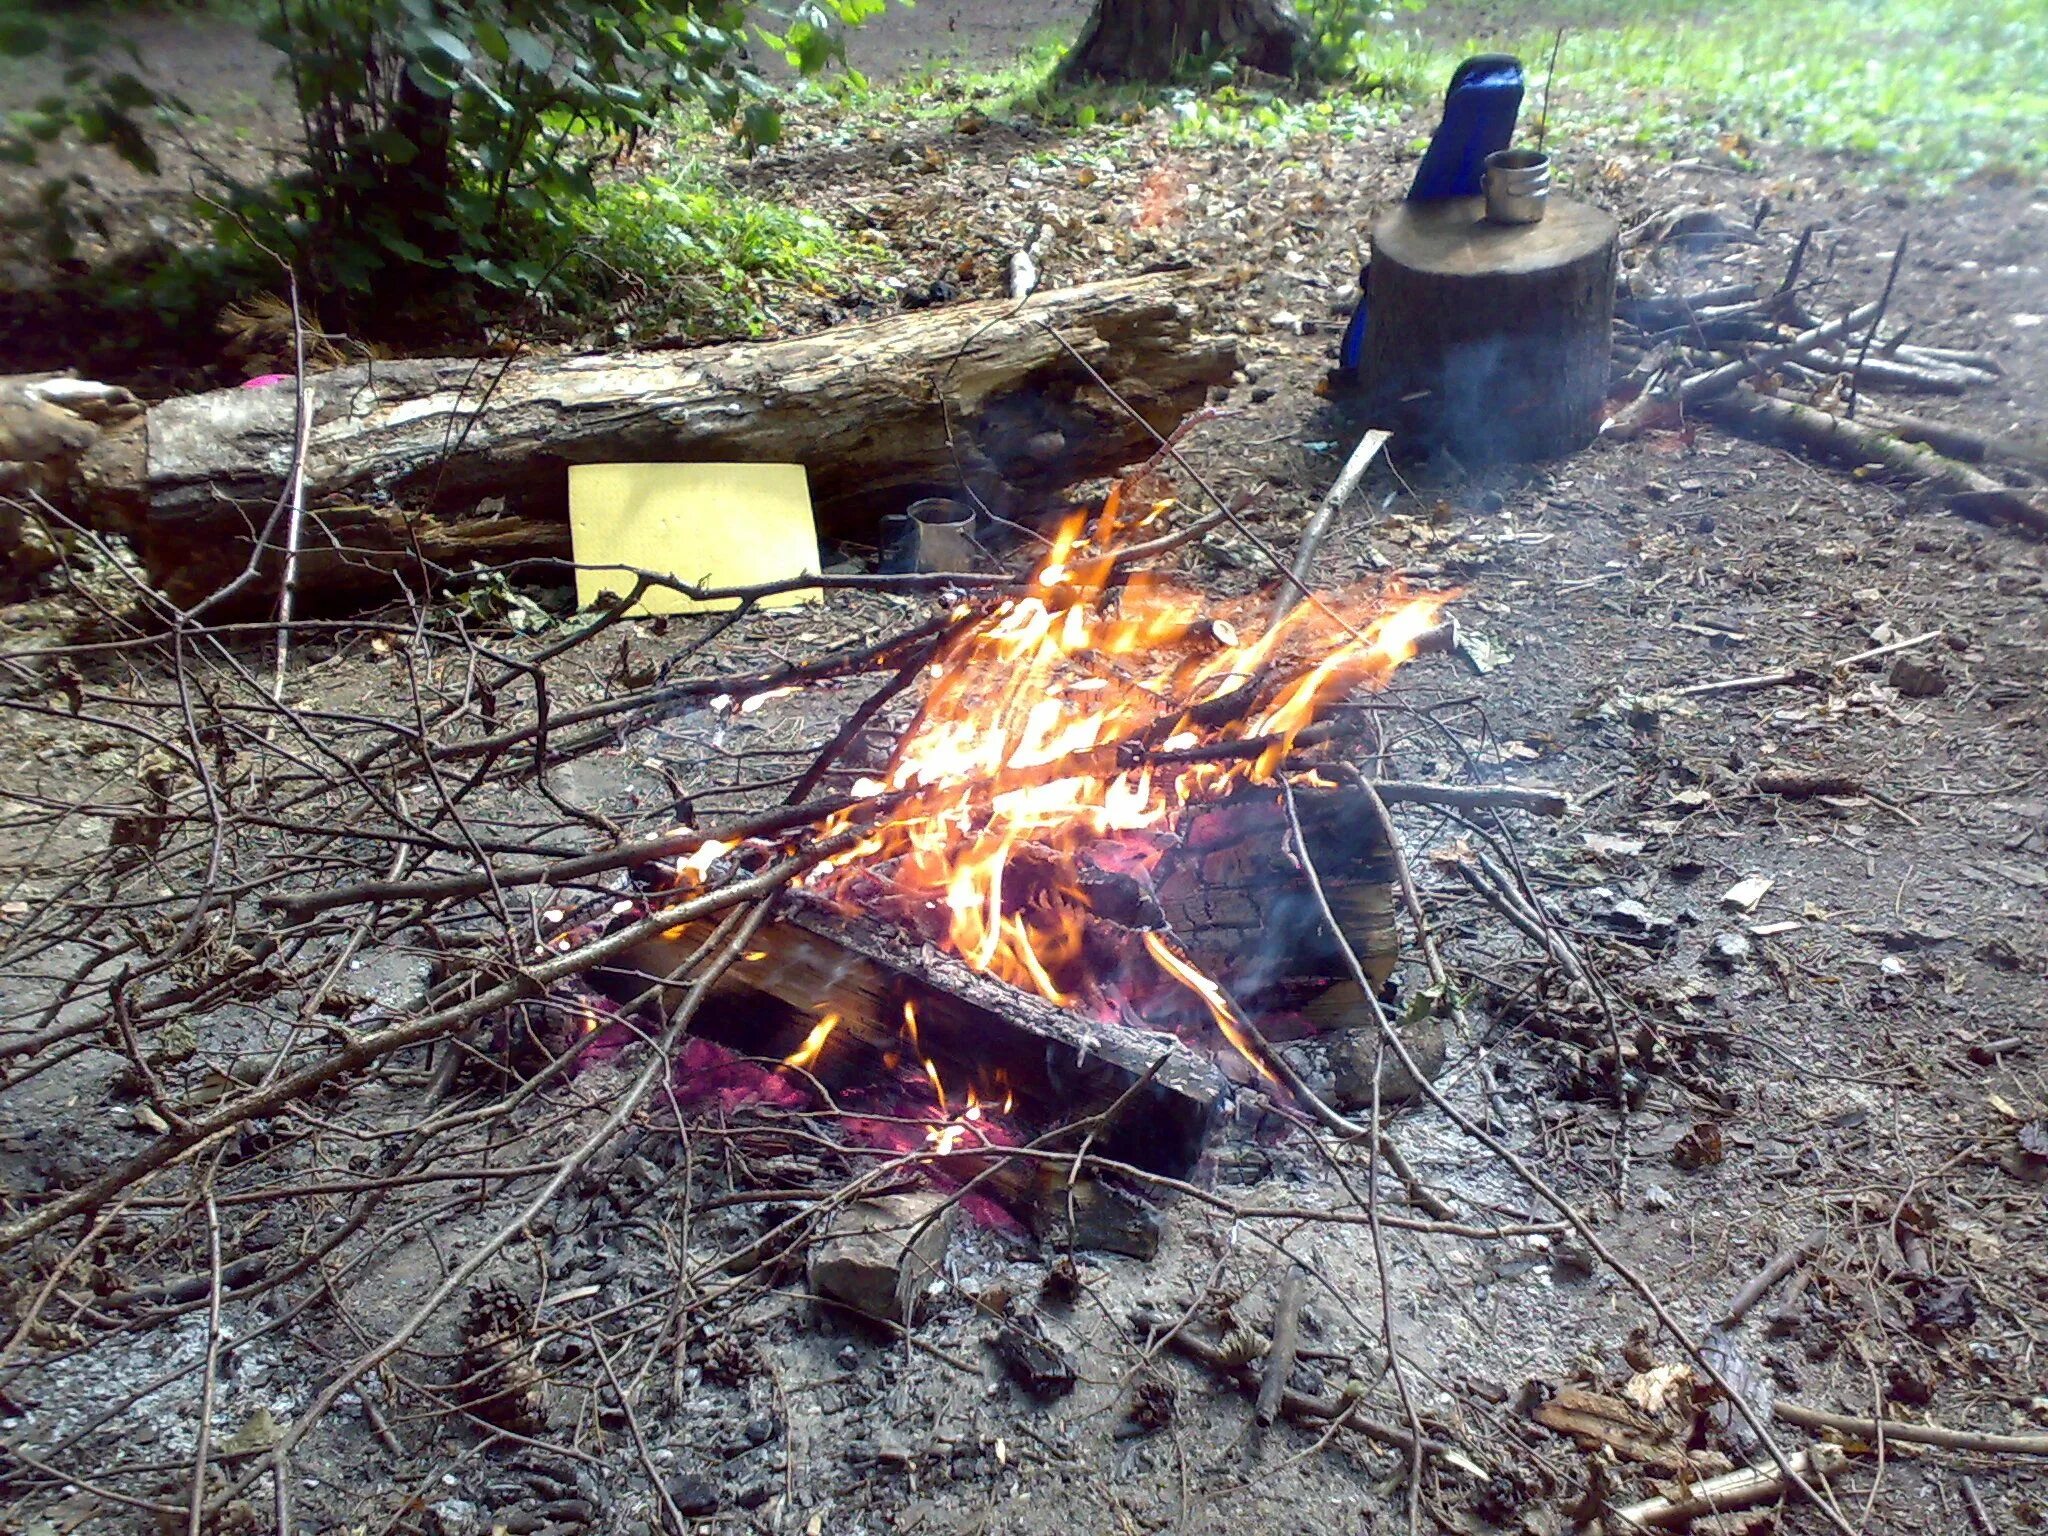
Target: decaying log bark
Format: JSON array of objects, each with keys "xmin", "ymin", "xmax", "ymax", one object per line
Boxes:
[{"xmin": 76, "ymin": 275, "xmax": 1236, "ymax": 605}]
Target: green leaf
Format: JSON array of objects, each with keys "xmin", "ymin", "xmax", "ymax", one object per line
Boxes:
[
  {"xmin": 369, "ymin": 127, "xmax": 418, "ymax": 164},
  {"xmin": 472, "ymin": 20, "xmax": 508, "ymax": 63},
  {"xmin": 404, "ymin": 57, "xmax": 457, "ymax": 98},
  {"xmin": 417, "ymin": 24, "xmax": 470, "ymax": 63},
  {"xmin": 102, "ymin": 72, "xmax": 156, "ymax": 111},
  {"xmin": 376, "ymin": 228, "xmax": 428, "ymax": 262},
  {"xmin": 739, "ymin": 101, "xmax": 782, "ymax": 148},
  {"xmin": 505, "ymin": 28, "xmax": 552, "ymax": 71},
  {"xmin": 0, "ymin": 18, "xmax": 51, "ymax": 56},
  {"xmin": 787, "ymin": 21, "xmax": 833, "ymax": 75}
]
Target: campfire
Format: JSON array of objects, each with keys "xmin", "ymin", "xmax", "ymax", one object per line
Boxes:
[{"xmin": 555, "ymin": 484, "xmax": 1450, "ymax": 1239}]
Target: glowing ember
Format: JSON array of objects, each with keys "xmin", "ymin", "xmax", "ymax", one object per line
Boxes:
[{"xmin": 805, "ymin": 501, "xmax": 1448, "ymax": 1073}]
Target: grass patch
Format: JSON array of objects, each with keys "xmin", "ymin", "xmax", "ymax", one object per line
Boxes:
[
  {"xmin": 563, "ymin": 169, "xmax": 849, "ymax": 341},
  {"xmin": 1334, "ymin": 0, "xmax": 2048, "ymax": 185}
]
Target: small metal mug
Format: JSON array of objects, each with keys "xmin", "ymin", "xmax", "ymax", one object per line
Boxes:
[
  {"xmin": 1483, "ymin": 148, "xmax": 1550, "ymax": 224},
  {"xmin": 904, "ymin": 497, "xmax": 982, "ymax": 574}
]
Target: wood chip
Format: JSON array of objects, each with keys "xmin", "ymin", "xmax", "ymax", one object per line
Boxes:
[{"xmin": 1721, "ymin": 875, "xmax": 1775, "ymax": 912}]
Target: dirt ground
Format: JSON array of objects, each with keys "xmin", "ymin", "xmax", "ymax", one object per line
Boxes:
[{"xmin": 3, "ymin": 6, "xmax": 2046, "ymax": 1536}]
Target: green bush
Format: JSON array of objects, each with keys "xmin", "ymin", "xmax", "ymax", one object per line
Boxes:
[
  {"xmin": 561, "ymin": 168, "xmax": 848, "ymax": 338},
  {"xmin": 3, "ymin": 0, "xmax": 882, "ymax": 324}
]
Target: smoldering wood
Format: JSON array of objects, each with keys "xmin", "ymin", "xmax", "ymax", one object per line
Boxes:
[
  {"xmin": 1153, "ymin": 782, "xmax": 1398, "ymax": 1011},
  {"xmin": 601, "ymin": 894, "xmax": 1223, "ymax": 1183},
  {"xmin": 1361, "ymin": 196, "xmax": 1618, "ymax": 462},
  {"xmin": 74, "ymin": 274, "xmax": 1236, "ymax": 604}
]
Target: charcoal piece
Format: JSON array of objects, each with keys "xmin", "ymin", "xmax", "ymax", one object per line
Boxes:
[
  {"xmin": 1022, "ymin": 1174, "xmax": 1163, "ymax": 1260},
  {"xmin": 991, "ymin": 1310, "xmax": 1077, "ymax": 1400}
]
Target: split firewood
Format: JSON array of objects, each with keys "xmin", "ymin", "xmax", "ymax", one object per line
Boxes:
[{"xmin": 608, "ymin": 897, "xmax": 1224, "ymax": 1183}]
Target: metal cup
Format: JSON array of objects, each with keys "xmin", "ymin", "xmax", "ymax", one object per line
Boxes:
[
  {"xmin": 1483, "ymin": 148, "xmax": 1550, "ymax": 225},
  {"xmin": 903, "ymin": 497, "xmax": 982, "ymax": 574}
]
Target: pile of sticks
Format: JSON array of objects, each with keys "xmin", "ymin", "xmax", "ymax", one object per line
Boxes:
[{"xmin": 1606, "ymin": 244, "xmax": 2048, "ymax": 535}]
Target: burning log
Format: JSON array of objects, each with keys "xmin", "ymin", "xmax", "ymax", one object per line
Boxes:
[
  {"xmin": 603, "ymin": 895, "xmax": 1222, "ymax": 1183},
  {"xmin": 565, "ymin": 503, "xmax": 1454, "ymax": 1239},
  {"xmin": 73, "ymin": 274, "xmax": 1236, "ymax": 604},
  {"xmin": 1153, "ymin": 781, "xmax": 1400, "ymax": 1013}
]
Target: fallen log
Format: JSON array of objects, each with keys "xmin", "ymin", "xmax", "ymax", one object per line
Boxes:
[
  {"xmin": 1702, "ymin": 389, "xmax": 2048, "ymax": 537},
  {"xmin": 76, "ymin": 275, "xmax": 1236, "ymax": 605},
  {"xmin": 1868, "ymin": 409, "xmax": 2048, "ymax": 480}
]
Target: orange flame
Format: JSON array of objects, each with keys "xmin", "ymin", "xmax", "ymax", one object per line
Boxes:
[
  {"xmin": 1142, "ymin": 929, "xmax": 1275, "ymax": 1083},
  {"xmin": 781, "ymin": 1013, "xmax": 841, "ymax": 1071},
  {"xmin": 809, "ymin": 506, "xmax": 1446, "ymax": 1066}
]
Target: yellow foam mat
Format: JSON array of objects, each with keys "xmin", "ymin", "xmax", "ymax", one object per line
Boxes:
[{"xmin": 568, "ymin": 462, "xmax": 820, "ymax": 615}]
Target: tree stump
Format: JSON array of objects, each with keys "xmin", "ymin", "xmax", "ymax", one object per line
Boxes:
[
  {"xmin": 1362, "ymin": 195, "xmax": 1617, "ymax": 462},
  {"xmin": 1061, "ymin": 0, "xmax": 1308, "ymax": 82}
]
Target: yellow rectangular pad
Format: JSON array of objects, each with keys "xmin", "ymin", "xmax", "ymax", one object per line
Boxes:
[{"xmin": 568, "ymin": 462, "xmax": 820, "ymax": 615}]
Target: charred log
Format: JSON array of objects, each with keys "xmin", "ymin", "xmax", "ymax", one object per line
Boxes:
[{"xmin": 599, "ymin": 895, "xmax": 1223, "ymax": 1183}]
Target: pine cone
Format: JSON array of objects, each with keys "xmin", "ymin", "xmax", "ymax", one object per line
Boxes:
[
  {"xmin": 1130, "ymin": 1372, "xmax": 1177, "ymax": 1431},
  {"xmin": 702, "ymin": 1334, "xmax": 758, "ymax": 1388},
  {"xmin": 459, "ymin": 1280, "xmax": 545, "ymax": 1432}
]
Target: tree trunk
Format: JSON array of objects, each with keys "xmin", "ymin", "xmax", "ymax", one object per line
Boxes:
[
  {"xmin": 73, "ymin": 274, "xmax": 1237, "ymax": 607},
  {"xmin": 1062, "ymin": 0, "xmax": 1310, "ymax": 83}
]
